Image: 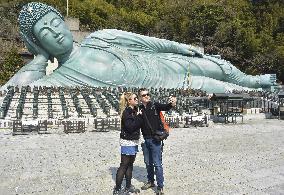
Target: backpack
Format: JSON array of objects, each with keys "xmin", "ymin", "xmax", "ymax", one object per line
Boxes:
[
  {"xmin": 145, "ymin": 104, "xmax": 170, "ymax": 141},
  {"xmin": 151, "ymin": 103, "xmax": 171, "ymax": 133},
  {"xmin": 159, "ymin": 111, "xmax": 170, "ymax": 133}
]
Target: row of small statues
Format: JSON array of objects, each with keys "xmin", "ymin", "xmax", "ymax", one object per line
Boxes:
[
  {"xmin": 1, "ymin": 85, "xmax": 208, "ymax": 97},
  {"xmin": 0, "ymin": 85, "xmax": 271, "ymax": 120},
  {"xmin": 2, "ymin": 85, "xmax": 281, "ymax": 103}
]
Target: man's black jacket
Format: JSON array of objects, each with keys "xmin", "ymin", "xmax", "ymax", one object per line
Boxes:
[
  {"xmin": 139, "ymin": 101, "xmax": 172, "ymax": 138},
  {"xmin": 120, "ymin": 106, "xmax": 143, "ymax": 140}
]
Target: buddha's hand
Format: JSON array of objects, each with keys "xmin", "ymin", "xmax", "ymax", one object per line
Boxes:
[
  {"xmin": 260, "ymin": 74, "xmax": 277, "ymax": 87},
  {"xmin": 187, "ymin": 45, "xmax": 203, "ymax": 57},
  {"xmin": 20, "ymin": 32, "xmax": 49, "ymax": 61}
]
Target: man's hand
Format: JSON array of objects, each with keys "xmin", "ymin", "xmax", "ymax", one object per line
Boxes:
[{"xmin": 168, "ymin": 95, "xmax": 177, "ymax": 106}]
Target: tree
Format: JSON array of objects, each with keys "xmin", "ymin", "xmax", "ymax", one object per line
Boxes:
[{"xmin": 0, "ymin": 47, "xmax": 23, "ymax": 85}]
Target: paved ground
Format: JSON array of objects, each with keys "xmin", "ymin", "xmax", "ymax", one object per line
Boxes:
[{"xmin": 0, "ymin": 116, "xmax": 283, "ymax": 195}]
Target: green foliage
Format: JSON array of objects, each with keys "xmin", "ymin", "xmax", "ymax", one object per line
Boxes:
[
  {"xmin": 69, "ymin": 0, "xmax": 157, "ymax": 34},
  {"xmin": 0, "ymin": 48, "xmax": 23, "ymax": 85},
  {"xmin": 187, "ymin": 4, "xmax": 227, "ymax": 43}
]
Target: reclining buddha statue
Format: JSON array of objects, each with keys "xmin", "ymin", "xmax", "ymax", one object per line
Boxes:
[{"xmin": 1, "ymin": 2, "xmax": 278, "ymax": 93}]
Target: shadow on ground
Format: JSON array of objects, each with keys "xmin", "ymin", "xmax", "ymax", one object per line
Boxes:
[{"xmin": 109, "ymin": 165, "xmax": 148, "ymax": 183}]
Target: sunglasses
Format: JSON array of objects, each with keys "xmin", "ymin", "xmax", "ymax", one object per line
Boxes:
[
  {"xmin": 141, "ymin": 93, "xmax": 150, "ymax": 97},
  {"xmin": 130, "ymin": 97, "xmax": 138, "ymax": 100}
]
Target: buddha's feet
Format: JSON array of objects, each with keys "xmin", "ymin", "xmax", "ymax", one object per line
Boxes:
[{"xmin": 260, "ymin": 74, "xmax": 277, "ymax": 87}]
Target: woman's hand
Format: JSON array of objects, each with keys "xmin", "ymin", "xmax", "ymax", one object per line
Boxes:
[
  {"xmin": 21, "ymin": 32, "xmax": 50, "ymax": 60},
  {"xmin": 137, "ymin": 108, "xmax": 142, "ymax": 115}
]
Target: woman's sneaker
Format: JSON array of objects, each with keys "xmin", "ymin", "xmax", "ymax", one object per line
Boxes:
[
  {"xmin": 141, "ymin": 181, "xmax": 155, "ymax": 190},
  {"xmin": 113, "ymin": 188, "xmax": 124, "ymax": 195},
  {"xmin": 125, "ymin": 185, "xmax": 140, "ymax": 194}
]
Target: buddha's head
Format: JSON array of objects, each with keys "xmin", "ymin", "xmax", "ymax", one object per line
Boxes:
[{"xmin": 18, "ymin": 2, "xmax": 73, "ymax": 57}]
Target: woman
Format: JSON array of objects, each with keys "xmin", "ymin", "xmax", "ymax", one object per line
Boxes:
[
  {"xmin": 113, "ymin": 92, "xmax": 142, "ymax": 195},
  {"xmin": 2, "ymin": 2, "xmax": 277, "ymax": 93}
]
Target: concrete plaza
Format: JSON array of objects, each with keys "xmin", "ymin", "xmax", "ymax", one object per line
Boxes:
[{"xmin": 0, "ymin": 115, "xmax": 283, "ymax": 195}]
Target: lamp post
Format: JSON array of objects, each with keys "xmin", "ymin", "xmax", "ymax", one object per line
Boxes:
[{"xmin": 66, "ymin": 0, "xmax": 69, "ymax": 17}]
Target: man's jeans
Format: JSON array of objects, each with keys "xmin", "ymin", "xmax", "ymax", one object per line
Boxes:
[{"xmin": 141, "ymin": 138, "xmax": 164, "ymax": 188}]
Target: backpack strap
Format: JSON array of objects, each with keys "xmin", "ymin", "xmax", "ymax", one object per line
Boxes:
[{"xmin": 142, "ymin": 108, "xmax": 155, "ymax": 136}]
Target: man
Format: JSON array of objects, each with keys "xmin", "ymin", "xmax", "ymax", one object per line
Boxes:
[{"xmin": 138, "ymin": 88, "xmax": 177, "ymax": 195}]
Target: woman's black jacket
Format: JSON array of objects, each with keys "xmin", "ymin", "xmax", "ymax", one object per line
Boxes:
[{"xmin": 120, "ymin": 106, "xmax": 143, "ymax": 140}]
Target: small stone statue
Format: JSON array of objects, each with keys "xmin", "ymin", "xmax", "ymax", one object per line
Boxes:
[{"xmin": 1, "ymin": 2, "xmax": 278, "ymax": 93}]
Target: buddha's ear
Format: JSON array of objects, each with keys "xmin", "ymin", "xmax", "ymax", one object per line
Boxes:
[
  {"xmin": 20, "ymin": 32, "xmax": 50, "ymax": 60},
  {"xmin": 20, "ymin": 32, "xmax": 37, "ymax": 55}
]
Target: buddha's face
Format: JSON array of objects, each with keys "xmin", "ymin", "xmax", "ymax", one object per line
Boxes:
[{"xmin": 33, "ymin": 12, "xmax": 73, "ymax": 57}]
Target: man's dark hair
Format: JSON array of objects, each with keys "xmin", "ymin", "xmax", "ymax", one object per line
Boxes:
[{"xmin": 138, "ymin": 88, "xmax": 148, "ymax": 96}]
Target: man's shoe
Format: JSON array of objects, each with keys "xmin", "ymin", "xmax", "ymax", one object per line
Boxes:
[
  {"xmin": 141, "ymin": 181, "xmax": 155, "ymax": 190},
  {"xmin": 125, "ymin": 185, "xmax": 140, "ymax": 194},
  {"xmin": 156, "ymin": 187, "xmax": 164, "ymax": 195}
]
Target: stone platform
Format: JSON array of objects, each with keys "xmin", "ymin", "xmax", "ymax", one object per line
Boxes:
[{"xmin": 0, "ymin": 117, "xmax": 283, "ymax": 195}]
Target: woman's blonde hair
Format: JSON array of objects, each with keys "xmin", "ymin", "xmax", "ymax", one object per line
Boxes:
[{"xmin": 119, "ymin": 91, "xmax": 134, "ymax": 117}]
